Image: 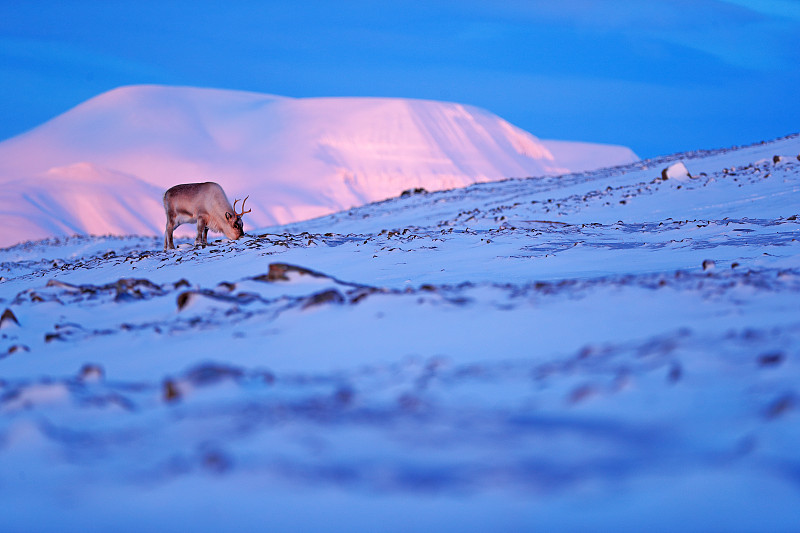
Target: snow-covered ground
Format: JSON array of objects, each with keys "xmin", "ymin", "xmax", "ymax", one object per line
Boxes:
[
  {"xmin": 0, "ymin": 85, "xmax": 637, "ymax": 248},
  {"xmin": 0, "ymin": 132, "xmax": 798, "ymax": 532}
]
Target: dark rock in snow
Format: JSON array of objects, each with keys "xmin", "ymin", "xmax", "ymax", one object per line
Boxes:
[
  {"xmin": 163, "ymin": 379, "xmax": 181, "ymax": 402},
  {"xmin": 185, "ymin": 363, "xmax": 244, "ymax": 385},
  {"xmin": 764, "ymin": 393, "xmax": 795, "ymax": 419},
  {"xmin": 0, "ymin": 308, "xmax": 20, "ymax": 328},
  {"xmin": 176, "ymin": 291, "xmax": 197, "ymax": 311},
  {"xmin": 303, "ymin": 289, "xmax": 345, "ymax": 309},
  {"xmin": 400, "ymin": 187, "xmax": 428, "ymax": 198},
  {"xmin": 79, "ymin": 364, "xmax": 105, "ymax": 382},
  {"xmin": 757, "ymin": 352, "xmax": 785, "ymax": 367},
  {"xmin": 257, "ymin": 263, "xmax": 326, "ymax": 282}
]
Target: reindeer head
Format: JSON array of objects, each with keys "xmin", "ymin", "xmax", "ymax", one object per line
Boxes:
[{"xmin": 225, "ymin": 196, "xmax": 251, "ymax": 239}]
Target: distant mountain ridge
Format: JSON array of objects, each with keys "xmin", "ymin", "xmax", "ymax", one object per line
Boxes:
[{"xmin": 0, "ymin": 85, "xmax": 639, "ymax": 248}]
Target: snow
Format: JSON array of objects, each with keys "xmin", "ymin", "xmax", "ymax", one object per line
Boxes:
[
  {"xmin": 0, "ymin": 85, "xmax": 638, "ymax": 248},
  {"xmin": 662, "ymin": 160, "xmax": 693, "ymax": 181},
  {"xmin": 0, "ymin": 128, "xmax": 798, "ymax": 530}
]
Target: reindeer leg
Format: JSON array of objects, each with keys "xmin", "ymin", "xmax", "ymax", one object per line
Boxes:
[
  {"xmin": 164, "ymin": 217, "xmax": 176, "ymax": 250},
  {"xmin": 203, "ymin": 226, "xmax": 209, "ymax": 245},
  {"xmin": 195, "ymin": 216, "xmax": 207, "ymax": 247}
]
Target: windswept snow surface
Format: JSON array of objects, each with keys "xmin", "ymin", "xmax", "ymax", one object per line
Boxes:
[
  {"xmin": 0, "ymin": 134, "xmax": 799, "ymax": 532},
  {"xmin": 0, "ymin": 85, "xmax": 637, "ymax": 248}
]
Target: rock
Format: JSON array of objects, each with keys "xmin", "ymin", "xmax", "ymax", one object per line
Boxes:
[
  {"xmin": 302, "ymin": 289, "xmax": 345, "ymax": 309},
  {"xmin": 257, "ymin": 263, "xmax": 325, "ymax": 282},
  {"xmin": 163, "ymin": 379, "xmax": 181, "ymax": 402},
  {"xmin": 114, "ymin": 278, "xmax": 163, "ymax": 301},
  {"xmin": 173, "ymin": 278, "xmax": 191, "ymax": 289},
  {"xmin": 0, "ymin": 308, "xmax": 20, "ymax": 328},
  {"xmin": 2, "ymin": 344, "xmax": 30, "ymax": 359},
  {"xmin": 400, "ymin": 187, "xmax": 428, "ymax": 198},
  {"xmin": 667, "ymin": 363, "xmax": 682, "ymax": 383},
  {"xmin": 176, "ymin": 291, "xmax": 198, "ymax": 311},
  {"xmin": 185, "ymin": 363, "xmax": 244, "ymax": 386},
  {"xmin": 764, "ymin": 393, "xmax": 795, "ymax": 420},
  {"xmin": 201, "ymin": 449, "xmax": 232, "ymax": 474},
  {"xmin": 216, "ymin": 282, "xmax": 237, "ymax": 293},
  {"xmin": 757, "ymin": 352, "xmax": 784, "ymax": 367},
  {"xmin": 79, "ymin": 364, "xmax": 105, "ymax": 382}
]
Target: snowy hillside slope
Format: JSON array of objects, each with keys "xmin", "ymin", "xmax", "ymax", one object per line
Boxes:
[
  {"xmin": 0, "ymin": 133, "xmax": 798, "ymax": 531},
  {"xmin": 0, "ymin": 85, "xmax": 638, "ymax": 248},
  {"xmin": 0, "ymin": 162, "xmax": 165, "ymax": 243}
]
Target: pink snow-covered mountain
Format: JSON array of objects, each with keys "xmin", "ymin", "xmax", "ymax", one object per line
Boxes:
[{"xmin": 0, "ymin": 85, "xmax": 638, "ymax": 247}]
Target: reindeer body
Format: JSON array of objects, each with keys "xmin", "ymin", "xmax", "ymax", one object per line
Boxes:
[{"xmin": 163, "ymin": 182, "xmax": 250, "ymax": 250}]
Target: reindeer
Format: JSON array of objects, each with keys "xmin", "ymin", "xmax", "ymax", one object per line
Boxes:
[{"xmin": 163, "ymin": 182, "xmax": 251, "ymax": 250}]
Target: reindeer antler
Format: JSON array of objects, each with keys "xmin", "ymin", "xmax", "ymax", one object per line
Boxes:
[{"xmin": 233, "ymin": 196, "xmax": 252, "ymax": 217}]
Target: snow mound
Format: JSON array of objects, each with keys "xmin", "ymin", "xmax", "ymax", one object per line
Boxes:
[
  {"xmin": 661, "ymin": 161, "xmax": 693, "ymax": 181},
  {"xmin": 0, "ymin": 85, "xmax": 638, "ymax": 248}
]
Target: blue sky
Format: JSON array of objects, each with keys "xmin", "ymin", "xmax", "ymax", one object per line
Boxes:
[{"xmin": 1, "ymin": 0, "xmax": 798, "ymax": 158}]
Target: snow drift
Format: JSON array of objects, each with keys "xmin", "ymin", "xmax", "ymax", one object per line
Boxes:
[{"xmin": 0, "ymin": 85, "xmax": 638, "ymax": 248}]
